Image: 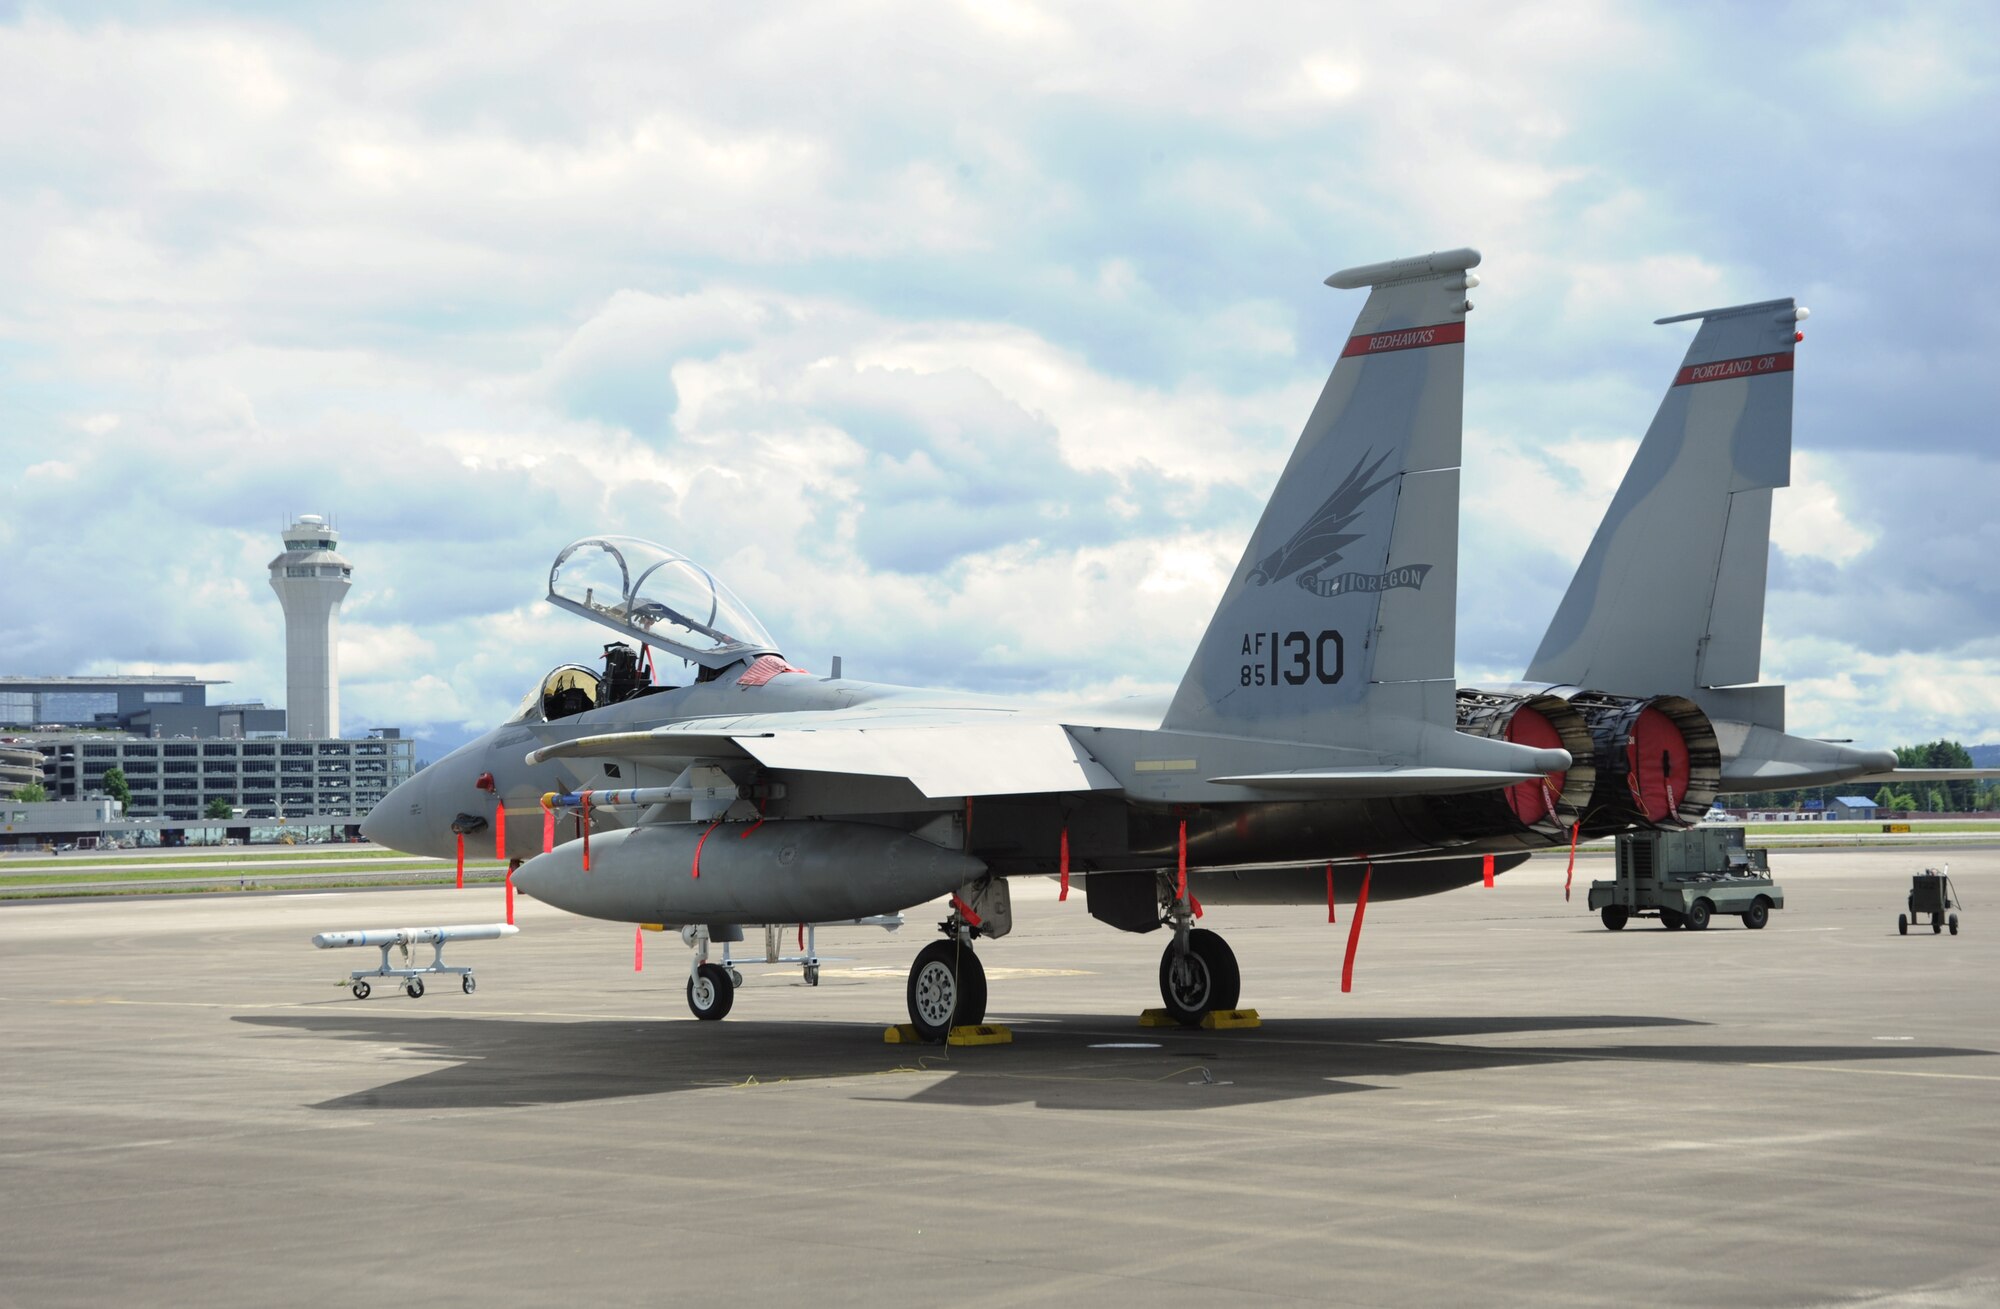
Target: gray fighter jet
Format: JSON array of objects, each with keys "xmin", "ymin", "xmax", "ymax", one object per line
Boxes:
[{"xmin": 360, "ymin": 248, "xmax": 1982, "ymax": 1038}]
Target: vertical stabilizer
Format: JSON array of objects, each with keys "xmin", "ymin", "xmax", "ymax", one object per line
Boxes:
[
  {"xmin": 1525, "ymin": 298, "xmax": 1804, "ymax": 726},
  {"xmin": 1166, "ymin": 249, "xmax": 1478, "ymax": 744}
]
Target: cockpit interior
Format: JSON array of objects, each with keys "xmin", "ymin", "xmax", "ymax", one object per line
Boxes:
[{"xmin": 513, "ymin": 535, "xmax": 788, "ymax": 724}]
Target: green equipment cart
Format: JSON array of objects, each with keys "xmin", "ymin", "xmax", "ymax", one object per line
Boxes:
[{"xmin": 1591, "ymin": 827, "xmax": 1783, "ymax": 932}]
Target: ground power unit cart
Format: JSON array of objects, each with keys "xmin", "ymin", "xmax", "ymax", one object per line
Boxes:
[{"xmin": 1590, "ymin": 827, "xmax": 1783, "ymax": 932}]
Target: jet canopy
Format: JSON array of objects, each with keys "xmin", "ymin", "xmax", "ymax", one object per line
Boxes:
[{"xmin": 547, "ymin": 536, "xmax": 779, "ymax": 671}]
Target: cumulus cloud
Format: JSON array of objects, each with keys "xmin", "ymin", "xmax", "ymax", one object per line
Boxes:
[{"xmin": 0, "ymin": 1, "xmax": 1995, "ymax": 759}]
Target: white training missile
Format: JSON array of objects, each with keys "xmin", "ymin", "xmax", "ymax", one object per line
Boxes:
[
  {"xmin": 312, "ymin": 924, "xmax": 521, "ymax": 949},
  {"xmin": 513, "ymin": 820, "xmax": 985, "ymax": 926}
]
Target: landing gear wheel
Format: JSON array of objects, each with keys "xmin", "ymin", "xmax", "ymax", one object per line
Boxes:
[
  {"xmin": 1742, "ymin": 901, "xmax": 1770, "ymax": 930},
  {"xmin": 1684, "ymin": 900, "xmax": 1712, "ymax": 931},
  {"xmin": 687, "ymin": 962, "xmax": 734, "ymax": 1021},
  {"xmin": 1600, "ymin": 905, "xmax": 1629, "ymax": 931},
  {"xmin": 726, "ymin": 967, "xmax": 744, "ymax": 989},
  {"xmin": 906, "ymin": 939, "xmax": 980, "ymax": 1043},
  {"xmin": 461, "ymin": 974, "xmax": 477, "ymax": 994},
  {"xmin": 351, "ymin": 980, "xmax": 371, "ymax": 1000},
  {"xmin": 404, "ymin": 977, "xmax": 425, "ymax": 999},
  {"xmin": 1898, "ymin": 913, "xmax": 1909, "ymax": 936},
  {"xmin": 1157, "ymin": 928, "xmax": 1241, "ymax": 1028},
  {"xmin": 1949, "ymin": 913, "xmax": 1959, "ymax": 936},
  {"xmin": 803, "ymin": 964, "xmax": 820, "ymax": 987}
]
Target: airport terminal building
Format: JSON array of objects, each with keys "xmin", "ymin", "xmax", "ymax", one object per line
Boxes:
[
  {"xmin": 23, "ymin": 732, "xmax": 415, "ymax": 822},
  {"xmin": 2, "ymin": 675, "xmax": 415, "ymax": 824}
]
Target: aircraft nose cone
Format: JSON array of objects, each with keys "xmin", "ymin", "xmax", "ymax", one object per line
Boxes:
[{"xmin": 362, "ymin": 773, "xmax": 434, "ymax": 856}]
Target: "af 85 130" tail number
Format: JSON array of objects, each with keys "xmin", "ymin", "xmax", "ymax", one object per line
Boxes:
[{"xmin": 1240, "ymin": 630, "xmax": 1343, "ymax": 686}]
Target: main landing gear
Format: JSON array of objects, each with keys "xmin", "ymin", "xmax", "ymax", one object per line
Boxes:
[
  {"xmin": 1156, "ymin": 900, "xmax": 1240, "ymax": 1027},
  {"xmin": 903, "ymin": 907, "xmax": 988, "ymax": 1043}
]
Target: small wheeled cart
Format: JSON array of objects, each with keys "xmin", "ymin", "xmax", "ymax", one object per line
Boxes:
[
  {"xmin": 1899, "ymin": 869, "xmax": 1961, "ymax": 937},
  {"xmin": 312, "ymin": 923, "xmax": 520, "ymax": 998}
]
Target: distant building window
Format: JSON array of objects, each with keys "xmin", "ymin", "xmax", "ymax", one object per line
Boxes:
[
  {"xmin": 242, "ymin": 744, "xmax": 275, "ymax": 757},
  {"xmin": 163, "ymin": 744, "xmax": 196, "ymax": 757},
  {"xmin": 40, "ymin": 692, "xmax": 118, "ymax": 721},
  {"xmin": 143, "ymin": 691, "xmax": 185, "ymax": 704},
  {"xmin": 203, "ymin": 744, "xmax": 238, "ymax": 757},
  {"xmin": 281, "ymin": 744, "xmax": 313, "ymax": 757},
  {"xmin": 83, "ymin": 745, "xmax": 118, "ymax": 759}
]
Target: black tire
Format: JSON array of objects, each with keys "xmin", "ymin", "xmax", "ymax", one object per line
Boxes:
[
  {"xmin": 1743, "ymin": 900, "xmax": 1770, "ymax": 930},
  {"xmin": 405, "ymin": 977, "xmax": 425, "ymax": 999},
  {"xmin": 1932, "ymin": 917, "xmax": 1943, "ymax": 935},
  {"xmin": 726, "ymin": 967, "xmax": 744, "ymax": 989},
  {"xmin": 1601, "ymin": 905, "xmax": 1629, "ymax": 931},
  {"xmin": 1662, "ymin": 910, "xmax": 1686, "ymax": 931},
  {"xmin": 906, "ymin": 939, "xmax": 974, "ymax": 1042},
  {"xmin": 461, "ymin": 974, "xmax": 477, "ymax": 994},
  {"xmin": 1684, "ymin": 900, "xmax": 1712, "ymax": 931},
  {"xmin": 1158, "ymin": 928, "xmax": 1241, "ymax": 1027},
  {"xmin": 1949, "ymin": 913, "xmax": 1959, "ymax": 936},
  {"xmin": 687, "ymin": 962, "xmax": 734, "ymax": 1021},
  {"xmin": 1898, "ymin": 913, "xmax": 1908, "ymax": 936},
  {"xmin": 351, "ymin": 980, "xmax": 371, "ymax": 1000},
  {"xmin": 803, "ymin": 963, "xmax": 820, "ymax": 987}
]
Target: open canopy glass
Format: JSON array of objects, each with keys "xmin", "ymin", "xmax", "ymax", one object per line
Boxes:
[{"xmin": 546, "ymin": 536, "xmax": 779, "ymax": 670}]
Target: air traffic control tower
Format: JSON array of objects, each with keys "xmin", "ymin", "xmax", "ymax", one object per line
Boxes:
[{"xmin": 268, "ymin": 514, "xmax": 352, "ymax": 740}]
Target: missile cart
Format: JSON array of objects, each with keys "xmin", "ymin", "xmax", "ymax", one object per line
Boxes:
[{"xmin": 1590, "ymin": 827, "xmax": 1782, "ymax": 931}]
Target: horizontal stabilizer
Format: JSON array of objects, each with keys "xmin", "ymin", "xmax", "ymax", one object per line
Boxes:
[
  {"xmin": 1206, "ymin": 765, "xmax": 1554, "ymax": 798},
  {"xmin": 529, "ymin": 723, "xmax": 1120, "ymax": 799},
  {"xmin": 1842, "ymin": 768, "xmax": 2000, "ymax": 784}
]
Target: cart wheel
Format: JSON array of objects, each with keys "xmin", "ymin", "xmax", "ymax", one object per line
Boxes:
[
  {"xmin": 462, "ymin": 974, "xmax": 477, "ymax": 994},
  {"xmin": 1742, "ymin": 899, "xmax": 1770, "ymax": 930},
  {"xmin": 1684, "ymin": 899, "xmax": 1712, "ymax": 931},
  {"xmin": 405, "ymin": 977, "xmax": 425, "ymax": 999},
  {"xmin": 1932, "ymin": 917, "xmax": 1943, "ymax": 935},
  {"xmin": 1949, "ymin": 913, "xmax": 1959, "ymax": 936},
  {"xmin": 1897, "ymin": 914, "xmax": 1908, "ymax": 936},
  {"xmin": 351, "ymin": 980, "xmax": 371, "ymax": 1000},
  {"xmin": 1661, "ymin": 910, "xmax": 1685, "ymax": 931},
  {"xmin": 1600, "ymin": 905, "xmax": 1629, "ymax": 931}
]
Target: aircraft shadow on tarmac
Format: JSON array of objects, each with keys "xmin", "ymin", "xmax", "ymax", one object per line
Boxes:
[{"xmin": 232, "ymin": 1011, "xmax": 1996, "ymax": 1114}]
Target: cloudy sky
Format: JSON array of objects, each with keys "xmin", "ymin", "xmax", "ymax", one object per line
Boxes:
[{"xmin": 2, "ymin": 0, "xmax": 1995, "ymax": 757}]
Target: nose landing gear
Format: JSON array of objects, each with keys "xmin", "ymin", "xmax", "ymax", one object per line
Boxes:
[{"xmin": 682, "ymin": 925, "xmax": 741, "ymax": 1021}]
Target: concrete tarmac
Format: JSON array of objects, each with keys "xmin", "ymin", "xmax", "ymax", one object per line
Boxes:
[{"xmin": 1, "ymin": 847, "xmax": 1995, "ymax": 1307}]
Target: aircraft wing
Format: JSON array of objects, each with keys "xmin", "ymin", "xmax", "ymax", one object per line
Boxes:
[
  {"xmin": 1206, "ymin": 767, "xmax": 1549, "ymax": 797},
  {"xmin": 528, "ymin": 722, "xmax": 1121, "ymax": 799}
]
